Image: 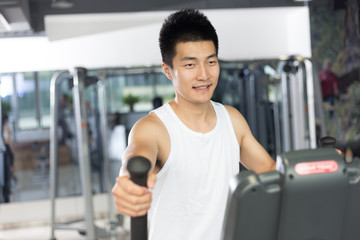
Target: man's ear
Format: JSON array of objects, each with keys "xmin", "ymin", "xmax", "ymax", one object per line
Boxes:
[{"xmin": 162, "ymin": 62, "xmax": 173, "ymax": 81}]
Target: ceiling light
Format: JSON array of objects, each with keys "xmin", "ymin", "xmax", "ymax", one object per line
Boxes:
[
  {"xmin": 51, "ymin": 0, "xmax": 74, "ymax": 9},
  {"xmin": 0, "ymin": 1, "xmax": 18, "ymax": 6},
  {"xmin": 0, "ymin": 13, "xmax": 11, "ymax": 31}
]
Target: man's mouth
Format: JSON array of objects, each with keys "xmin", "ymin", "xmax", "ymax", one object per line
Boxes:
[{"xmin": 193, "ymin": 84, "xmax": 211, "ymax": 90}]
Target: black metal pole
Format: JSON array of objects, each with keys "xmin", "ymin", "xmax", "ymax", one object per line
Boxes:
[{"xmin": 127, "ymin": 156, "xmax": 151, "ymax": 240}]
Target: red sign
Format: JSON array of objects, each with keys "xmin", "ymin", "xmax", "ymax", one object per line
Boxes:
[{"xmin": 294, "ymin": 160, "xmax": 338, "ymax": 176}]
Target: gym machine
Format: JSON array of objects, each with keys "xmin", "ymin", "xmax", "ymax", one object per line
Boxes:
[
  {"xmin": 214, "ymin": 63, "xmax": 275, "ymax": 157},
  {"xmin": 222, "ymin": 137, "xmax": 360, "ymax": 240},
  {"xmin": 127, "ymin": 137, "xmax": 360, "ymax": 240},
  {"xmin": 274, "ymin": 56, "xmax": 317, "ymax": 153},
  {"xmin": 215, "ymin": 56, "xmax": 322, "ymax": 158},
  {"xmin": 49, "ymin": 67, "xmax": 117, "ymax": 239}
]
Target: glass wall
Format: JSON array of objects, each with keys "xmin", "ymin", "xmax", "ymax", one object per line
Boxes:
[
  {"xmin": 100, "ymin": 68, "xmax": 174, "ymax": 114},
  {"xmin": 0, "ymin": 66, "xmax": 175, "ymax": 203},
  {"xmin": 0, "ymin": 71, "xmax": 55, "ymax": 132},
  {"xmin": 38, "ymin": 71, "xmax": 53, "ymax": 128},
  {"xmin": 16, "ymin": 72, "xmax": 38, "ymax": 130},
  {"xmin": 0, "ymin": 74, "xmax": 13, "ymax": 118},
  {"xmin": 0, "ymin": 67, "xmax": 173, "ymax": 136}
]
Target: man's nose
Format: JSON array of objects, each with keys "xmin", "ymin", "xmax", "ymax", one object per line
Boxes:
[{"xmin": 197, "ymin": 64, "xmax": 209, "ymax": 81}]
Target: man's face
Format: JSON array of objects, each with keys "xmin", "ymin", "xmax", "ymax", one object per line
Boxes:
[{"xmin": 162, "ymin": 40, "xmax": 220, "ymax": 105}]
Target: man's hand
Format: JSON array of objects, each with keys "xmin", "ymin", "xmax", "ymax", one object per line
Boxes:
[
  {"xmin": 335, "ymin": 148, "xmax": 342, "ymax": 155},
  {"xmin": 112, "ymin": 173, "xmax": 156, "ymax": 217}
]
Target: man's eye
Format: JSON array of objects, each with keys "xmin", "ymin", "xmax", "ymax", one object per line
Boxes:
[
  {"xmin": 209, "ymin": 61, "xmax": 217, "ymax": 65},
  {"xmin": 185, "ymin": 64, "xmax": 195, "ymax": 67}
]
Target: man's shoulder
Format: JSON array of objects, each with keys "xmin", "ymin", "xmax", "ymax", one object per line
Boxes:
[
  {"xmin": 222, "ymin": 104, "xmax": 247, "ymax": 128},
  {"xmin": 136, "ymin": 112, "xmax": 165, "ymax": 129},
  {"xmin": 128, "ymin": 112, "xmax": 168, "ymax": 146},
  {"xmin": 223, "ymin": 104, "xmax": 240, "ymax": 116},
  {"xmin": 133, "ymin": 112, "xmax": 170, "ymax": 137}
]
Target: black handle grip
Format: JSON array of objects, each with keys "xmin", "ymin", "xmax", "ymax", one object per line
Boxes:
[
  {"xmin": 127, "ymin": 156, "xmax": 151, "ymax": 240},
  {"xmin": 318, "ymin": 136, "xmax": 337, "ymax": 148}
]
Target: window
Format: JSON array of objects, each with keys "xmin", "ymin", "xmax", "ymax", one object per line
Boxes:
[
  {"xmin": 16, "ymin": 72, "xmax": 38, "ymax": 130},
  {"xmin": 38, "ymin": 71, "xmax": 54, "ymax": 128},
  {"xmin": 101, "ymin": 69, "xmax": 174, "ymax": 113},
  {"xmin": 0, "ymin": 74, "xmax": 14, "ymax": 117}
]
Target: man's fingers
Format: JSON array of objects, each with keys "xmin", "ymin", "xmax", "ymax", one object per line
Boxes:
[
  {"xmin": 115, "ymin": 192, "xmax": 152, "ymax": 217},
  {"xmin": 116, "ymin": 205, "xmax": 149, "ymax": 217},
  {"xmin": 116, "ymin": 176, "xmax": 148, "ymax": 196},
  {"xmin": 112, "ymin": 175, "xmax": 153, "ymax": 217},
  {"xmin": 147, "ymin": 173, "xmax": 157, "ymax": 189}
]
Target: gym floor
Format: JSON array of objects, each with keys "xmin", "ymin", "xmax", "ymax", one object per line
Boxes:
[
  {"xmin": 1, "ymin": 154, "xmax": 124, "ymax": 240},
  {"xmin": 0, "ymin": 219, "xmax": 130, "ymax": 240}
]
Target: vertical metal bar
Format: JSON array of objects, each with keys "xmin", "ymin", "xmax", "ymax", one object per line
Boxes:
[
  {"xmin": 272, "ymin": 76, "xmax": 282, "ymax": 155},
  {"xmin": 297, "ymin": 65, "xmax": 307, "ymax": 148},
  {"xmin": 91, "ymin": 84, "xmax": 103, "ymax": 192},
  {"xmin": 248, "ymin": 73, "xmax": 258, "ymax": 138},
  {"xmin": 72, "ymin": 67, "xmax": 96, "ymax": 239},
  {"xmin": 97, "ymin": 75, "xmax": 116, "ymax": 236},
  {"xmin": 280, "ymin": 69, "xmax": 291, "ymax": 152},
  {"xmin": 237, "ymin": 72, "xmax": 245, "ymax": 115},
  {"xmin": 49, "ymin": 70, "xmax": 69, "ymax": 240},
  {"xmin": 34, "ymin": 72, "xmax": 41, "ymax": 129},
  {"xmin": 11, "ymin": 73, "xmax": 18, "ymax": 142},
  {"xmin": 298, "ymin": 62, "xmax": 312, "ymax": 149},
  {"xmin": 304, "ymin": 59, "xmax": 317, "ymax": 148},
  {"xmin": 289, "ymin": 68, "xmax": 306, "ymax": 150},
  {"xmin": 255, "ymin": 68, "xmax": 269, "ymax": 151}
]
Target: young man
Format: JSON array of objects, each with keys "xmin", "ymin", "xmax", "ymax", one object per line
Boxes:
[{"xmin": 112, "ymin": 8, "xmax": 276, "ymax": 239}]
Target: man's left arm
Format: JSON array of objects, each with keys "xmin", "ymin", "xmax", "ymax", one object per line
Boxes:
[
  {"xmin": 225, "ymin": 105, "xmax": 276, "ymax": 174},
  {"xmin": 240, "ymin": 133, "xmax": 276, "ymax": 173}
]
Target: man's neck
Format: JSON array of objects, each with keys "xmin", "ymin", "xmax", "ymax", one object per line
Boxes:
[{"xmin": 169, "ymin": 99, "xmax": 216, "ymax": 133}]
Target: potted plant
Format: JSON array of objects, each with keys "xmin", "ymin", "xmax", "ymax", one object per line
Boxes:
[
  {"xmin": 122, "ymin": 93, "xmax": 140, "ymax": 112},
  {"xmin": 1, "ymin": 101, "xmax": 11, "ymax": 118}
]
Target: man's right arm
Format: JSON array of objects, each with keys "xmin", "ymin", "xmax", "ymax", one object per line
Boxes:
[{"xmin": 112, "ymin": 114, "xmax": 160, "ymax": 217}]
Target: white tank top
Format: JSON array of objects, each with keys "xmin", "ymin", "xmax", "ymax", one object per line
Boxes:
[{"xmin": 149, "ymin": 101, "xmax": 240, "ymax": 240}]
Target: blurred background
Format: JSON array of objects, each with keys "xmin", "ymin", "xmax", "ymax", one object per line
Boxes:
[{"xmin": 0, "ymin": 0, "xmax": 359, "ymax": 239}]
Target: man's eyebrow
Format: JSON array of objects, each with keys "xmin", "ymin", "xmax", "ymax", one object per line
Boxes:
[
  {"xmin": 207, "ymin": 53, "xmax": 217, "ymax": 59},
  {"xmin": 180, "ymin": 53, "xmax": 217, "ymax": 61},
  {"xmin": 181, "ymin": 56, "xmax": 196, "ymax": 61}
]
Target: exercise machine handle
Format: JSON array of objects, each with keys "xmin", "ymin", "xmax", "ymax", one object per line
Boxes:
[
  {"xmin": 127, "ymin": 156, "xmax": 151, "ymax": 240},
  {"xmin": 318, "ymin": 136, "xmax": 337, "ymax": 148}
]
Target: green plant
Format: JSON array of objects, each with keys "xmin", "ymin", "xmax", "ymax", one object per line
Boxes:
[
  {"xmin": 1, "ymin": 101, "xmax": 11, "ymax": 117},
  {"xmin": 122, "ymin": 93, "xmax": 140, "ymax": 111}
]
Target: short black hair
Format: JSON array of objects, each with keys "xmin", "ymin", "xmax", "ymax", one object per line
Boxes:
[{"xmin": 159, "ymin": 8, "xmax": 219, "ymax": 68}]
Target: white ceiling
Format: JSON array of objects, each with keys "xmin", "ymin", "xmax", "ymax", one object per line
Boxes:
[
  {"xmin": 0, "ymin": 0, "xmax": 330, "ymax": 38},
  {"xmin": 0, "ymin": 7, "xmax": 312, "ymax": 72}
]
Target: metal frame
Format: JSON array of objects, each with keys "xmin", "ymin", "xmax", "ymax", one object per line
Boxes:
[
  {"xmin": 276, "ymin": 56, "xmax": 317, "ymax": 153},
  {"xmin": 72, "ymin": 67, "xmax": 96, "ymax": 238},
  {"xmin": 50, "ymin": 69, "xmax": 70, "ymax": 239},
  {"xmin": 279, "ymin": 65, "xmax": 292, "ymax": 152},
  {"xmin": 289, "ymin": 60, "xmax": 306, "ymax": 150},
  {"xmin": 304, "ymin": 59, "xmax": 317, "ymax": 148},
  {"xmin": 97, "ymin": 73, "xmax": 118, "ymax": 237},
  {"xmin": 50, "ymin": 67, "xmax": 112, "ymax": 240}
]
